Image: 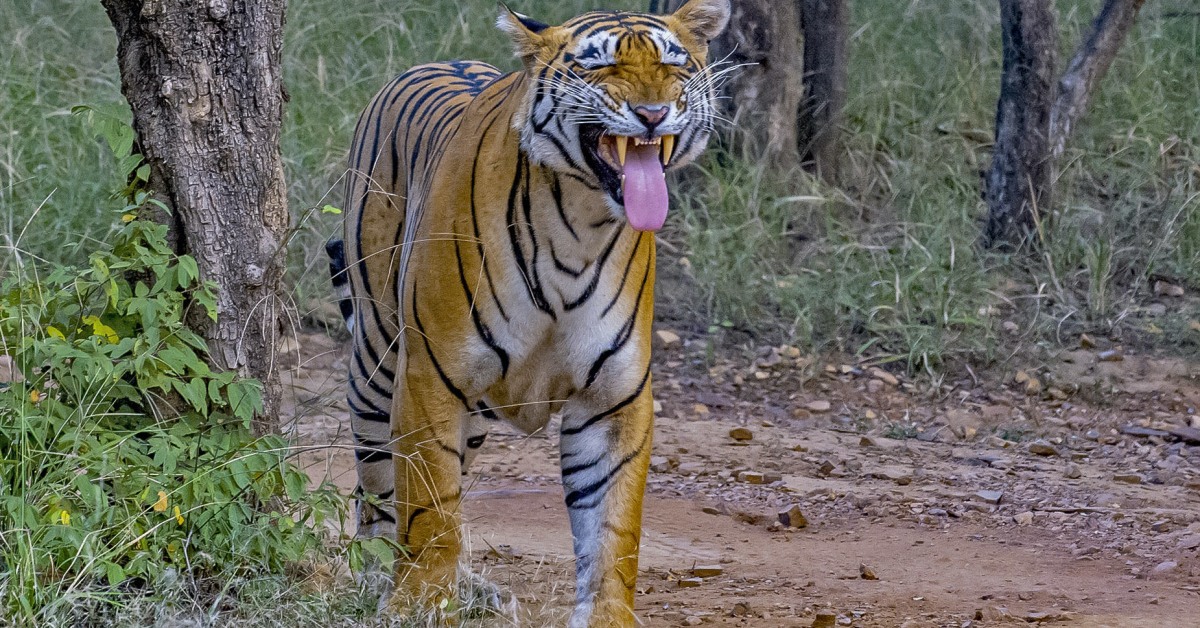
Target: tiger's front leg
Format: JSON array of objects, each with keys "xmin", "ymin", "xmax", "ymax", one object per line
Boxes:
[
  {"xmin": 387, "ymin": 358, "xmax": 467, "ymax": 614},
  {"xmin": 560, "ymin": 374, "xmax": 655, "ymax": 628}
]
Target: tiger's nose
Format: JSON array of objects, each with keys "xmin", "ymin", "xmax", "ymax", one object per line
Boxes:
[{"xmin": 633, "ymin": 105, "xmax": 670, "ymax": 130}]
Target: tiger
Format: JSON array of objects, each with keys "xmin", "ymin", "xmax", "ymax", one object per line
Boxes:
[{"xmin": 333, "ymin": 1, "xmax": 730, "ymax": 625}]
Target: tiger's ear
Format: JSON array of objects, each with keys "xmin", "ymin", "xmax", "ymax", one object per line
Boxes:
[
  {"xmin": 497, "ymin": 3, "xmax": 551, "ymax": 62},
  {"xmin": 671, "ymin": 0, "xmax": 731, "ymax": 42}
]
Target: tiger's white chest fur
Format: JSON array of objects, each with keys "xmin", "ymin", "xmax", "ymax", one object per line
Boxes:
[{"xmin": 457, "ymin": 221, "xmax": 649, "ymax": 434}]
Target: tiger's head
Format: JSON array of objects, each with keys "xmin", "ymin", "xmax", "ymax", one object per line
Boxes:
[{"xmin": 498, "ymin": 0, "xmax": 731, "ymax": 232}]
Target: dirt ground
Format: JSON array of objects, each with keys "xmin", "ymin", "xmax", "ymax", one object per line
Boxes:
[{"xmin": 282, "ymin": 330, "xmax": 1200, "ymax": 627}]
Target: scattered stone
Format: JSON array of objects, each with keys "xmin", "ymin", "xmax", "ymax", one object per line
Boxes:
[
  {"xmin": 859, "ymin": 563, "xmax": 878, "ymax": 580},
  {"xmin": 652, "ymin": 399, "xmax": 663, "ymax": 414},
  {"xmin": 1150, "ymin": 520, "xmax": 1171, "ymax": 533},
  {"xmin": 754, "ymin": 370, "xmax": 770, "ymax": 380},
  {"xmin": 1098, "ymin": 350, "xmax": 1124, "ymax": 362},
  {"xmin": 737, "ymin": 471, "xmax": 765, "ymax": 484},
  {"xmin": 1014, "ymin": 370, "xmax": 1032, "ymax": 384},
  {"xmin": 868, "ymin": 367, "xmax": 899, "ymax": 387},
  {"xmin": 729, "ymin": 427, "xmax": 754, "ymax": 441},
  {"xmin": 866, "ymin": 379, "xmax": 885, "ymax": 394},
  {"xmin": 692, "ymin": 403, "xmax": 710, "ymax": 416},
  {"xmin": 811, "ymin": 610, "xmax": 838, "ymax": 628},
  {"xmin": 650, "ymin": 456, "xmax": 673, "ymax": 473},
  {"xmin": 807, "ymin": 400, "xmax": 832, "ymax": 413},
  {"xmin": 692, "ymin": 565, "xmax": 723, "ymax": 578},
  {"xmin": 1028, "ymin": 440, "xmax": 1059, "ymax": 456},
  {"xmin": 859, "ymin": 436, "xmax": 879, "ymax": 448},
  {"xmin": 1154, "ymin": 281, "xmax": 1185, "ymax": 297},
  {"xmin": 1003, "ymin": 320, "xmax": 1019, "ymax": 334},
  {"xmin": 1024, "ymin": 377, "xmax": 1043, "ymax": 395},
  {"xmin": 1113, "ymin": 473, "xmax": 1144, "ymax": 485},
  {"xmin": 731, "ymin": 601, "xmax": 751, "ymax": 617},
  {"xmin": 1013, "ymin": 511, "xmax": 1034, "ymax": 526},
  {"xmin": 682, "ymin": 616, "xmax": 702, "ymax": 626},
  {"xmin": 778, "ymin": 504, "xmax": 809, "ymax": 528},
  {"xmin": 1064, "ymin": 463, "xmax": 1083, "ymax": 479},
  {"xmin": 974, "ymin": 490, "xmax": 1004, "ymax": 505},
  {"xmin": 653, "ymin": 329, "xmax": 681, "ymax": 348},
  {"xmin": 1151, "ymin": 560, "xmax": 1178, "ymax": 576},
  {"xmin": 701, "ymin": 506, "xmax": 722, "ymax": 516},
  {"xmin": 677, "ymin": 577, "xmax": 703, "ymax": 588},
  {"xmin": 1079, "ymin": 333, "xmax": 1097, "ymax": 349}
]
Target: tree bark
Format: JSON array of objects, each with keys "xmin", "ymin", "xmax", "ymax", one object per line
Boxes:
[
  {"xmin": 101, "ymin": 0, "xmax": 289, "ymax": 434},
  {"xmin": 798, "ymin": 0, "xmax": 848, "ymax": 183},
  {"xmin": 983, "ymin": 0, "xmax": 1058, "ymax": 249},
  {"xmin": 1049, "ymin": 0, "xmax": 1146, "ymax": 161},
  {"xmin": 652, "ymin": 0, "xmax": 805, "ymax": 174}
]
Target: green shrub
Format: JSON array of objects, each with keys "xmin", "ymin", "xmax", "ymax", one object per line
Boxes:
[{"xmin": 0, "ymin": 114, "xmax": 344, "ymax": 624}]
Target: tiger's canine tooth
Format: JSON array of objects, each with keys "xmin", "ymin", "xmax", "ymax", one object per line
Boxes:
[
  {"xmin": 615, "ymin": 135, "xmax": 628, "ymax": 167},
  {"xmin": 661, "ymin": 135, "xmax": 675, "ymax": 167}
]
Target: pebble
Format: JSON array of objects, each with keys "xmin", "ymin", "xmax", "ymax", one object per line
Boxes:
[
  {"xmin": 682, "ymin": 616, "xmax": 702, "ymax": 626},
  {"xmin": 859, "ymin": 563, "xmax": 878, "ymax": 580},
  {"xmin": 1028, "ymin": 440, "xmax": 1059, "ymax": 456},
  {"xmin": 677, "ymin": 577, "xmax": 703, "ymax": 588},
  {"xmin": 692, "ymin": 565, "xmax": 723, "ymax": 578},
  {"xmin": 650, "ymin": 456, "xmax": 672, "ymax": 473},
  {"xmin": 778, "ymin": 504, "xmax": 809, "ymax": 528},
  {"xmin": 1152, "ymin": 560, "xmax": 1178, "ymax": 575},
  {"xmin": 737, "ymin": 471, "xmax": 765, "ymax": 484},
  {"xmin": 974, "ymin": 490, "xmax": 1004, "ymax": 505},
  {"xmin": 807, "ymin": 400, "xmax": 832, "ymax": 413},
  {"xmin": 729, "ymin": 427, "xmax": 754, "ymax": 441},
  {"xmin": 868, "ymin": 367, "xmax": 900, "ymax": 386},
  {"xmin": 654, "ymin": 329, "xmax": 681, "ymax": 348},
  {"xmin": 1064, "ymin": 463, "xmax": 1083, "ymax": 479},
  {"xmin": 811, "ymin": 610, "xmax": 837, "ymax": 628},
  {"xmin": 693, "ymin": 403, "xmax": 710, "ymax": 416},
  {"xmin": 1013, "ymin": 511, "xmax": 1034, "ymax": 526},
  {"xmin": 1113, "ymin": 473, "xmax": 1144, "ymax": 484},
  {"xmin": 1150, "ymin": 520, "xmax": 1171, "ymax": 533},
  {"xmin": 1079, "ymin": 333, "xmax": 1097, "ymax": 348},
  {"xmin": 1098, "ymin": 350, "xmax": 1124, "ymax": 362}
]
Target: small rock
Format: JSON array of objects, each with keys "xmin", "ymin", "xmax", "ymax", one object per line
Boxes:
[
  {"xmin": 1098, "ymin": 350, "xmax": 1124, "ymax": 362},
  {"xmin": 866, "ymin": 379, "xmax": 885, "ymax": 394},
  {"xmin": 1113, "ymin": 473, "xmax": 1144, "ymax": 485},
  {"xmin": 974, "ymin": 490, "xmax": 1004, "ymax": 505},
  {"xmin": 650, "ymin": 456, "xmax": 672, "ymax": 473},
  {"xmin": 1064, "ymin": 463, "xmax": 1083, "ymax": 479},
  {"xmin": 859, "ymin": 563, "xmax": 878, "ymax": 580},
  {"xmin": 1027, "ymin": 440, "xmax": 1059, "ymax": 456},
  {"xmin": 778, "ymin": 504, "xmax": 809, "ymax": 528},
  {"xmin": 1154, "ymin": 281, "xmax": 1185, "ymax": 297},
  {"xmin": 811, "ymin": 610, "xmax": 837, "ymax": 628},
  {"xmin": 868, "ymin": 367, "xmax": 899, "ymax": 387},
  {"xmin": 731, "ymin": 601, "xmax": 751, "ymax": 617},
  {"xmin": 1013, "ymin": 511, "xmax": 1034, "ymax": 526},
  {"xmin": 729, "ymin": 427, "xmax": 754, "ymax": 441},
  {"xmin": 1150, "ymin": 520, "xmax": 1171, "ymax": 533},
  {"xmin": 737, "ymin": 471, "xmax": 765, "ymax": 484},
  {"xmin": 1024, "ymin": 377, "xmax": 1043, "ymax": 395},
  {"xmin": 683, "ymin": 616, "xmax": 702, "ymax": 626},
  {"xmin": 1079, "ymin": 333, "xmax": 1097, "ymax": 349},
  {"xmin": 859, "ymin": 436, "xmax": 879, "ymax": 448},
  {"xmin": 692, "ymin": 565, "xmax": 723, "ymax": 578},
  {"xmin": 692, "ymin": 403, "xmax": 710, "ymax": 416},
  {"xmin": 701, "ymin": 506, "xmax": 722, "ymax": 516},
  {"xmin": 1003, "ymin": 320, "xmax": 1019, "ymax": 334},
  {"xmin": 677, "ymin": 577, "xmax": 703, "ymax": 588},
  {"xmin": 807, "ymin": 400, "xmax": 832, "ymax": 413},
  {"xmin": 654, "ymin": 329, "xmax": 681, "ymax": 348},
  {"xmin": 1152, "ymin": 560, "xmax": 1178, "ymax": 575}
]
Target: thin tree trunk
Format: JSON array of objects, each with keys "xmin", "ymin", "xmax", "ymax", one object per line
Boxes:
[
  {"xmin": 798, "ymin": 0, "xmax": 848, "ymax": 183},
  {"xmin": 652, "ymin": 0, "xmax": 805, "ymax": 174},
  {"xmin": 1050, "ymin": 0, "xmax": 1146, "ymax": 161},
  {"xmin": 101, "ymin": 0, "xmax": 289, "ymax": 434},
  {"xmin": 984, "ymin": 0, "xmax": 1058, "ymax": 248}
]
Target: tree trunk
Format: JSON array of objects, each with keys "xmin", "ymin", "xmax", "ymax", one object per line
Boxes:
[
  {"xmin": 101, "ymin": 0, "xmax": 289, "ymax": 434},
  {"xmin": 983, "ymin": 0, "xmax": 1058, "ymax": 249},
  {"xmin": 652, "ymin": 0, "xmax": 805, "ymax": 174},
  {"xmin": 798, "ymin": 0, "xmax": 848, "ymax": 183},
  {"xmin": 1050, "ymin": 0, "xmax": 1146, "ymax": 161}
]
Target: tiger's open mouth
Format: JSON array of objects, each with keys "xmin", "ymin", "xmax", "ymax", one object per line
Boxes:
[{"xmin": 580, "ymin": 125, "xmax": 677, "ymax": 232}]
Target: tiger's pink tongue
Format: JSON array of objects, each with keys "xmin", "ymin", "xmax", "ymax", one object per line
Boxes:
[{"xmin": 622, "ymin": 143, "xmax": 669, "ymax": 232}]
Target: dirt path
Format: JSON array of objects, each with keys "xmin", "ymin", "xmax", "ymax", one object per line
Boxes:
[{"xmin": 284, "ymin": 332, "xmax": 1200, "ymax": 626}]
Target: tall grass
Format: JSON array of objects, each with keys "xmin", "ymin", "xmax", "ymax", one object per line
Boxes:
[{"xmin": 1, "ymin": 0, "xmax": 1197, "ymax": 365}]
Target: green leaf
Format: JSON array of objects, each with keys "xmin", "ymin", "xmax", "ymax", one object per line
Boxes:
[{"xmin": 105, "ymin": 562, "xmax": 125, "ymax": 586}]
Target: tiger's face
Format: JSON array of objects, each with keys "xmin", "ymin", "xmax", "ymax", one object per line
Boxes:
[{"xmin": 499, "ymin": 0, "xmax": 731, "ymax": 232}]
